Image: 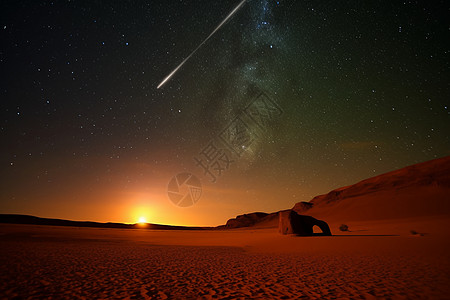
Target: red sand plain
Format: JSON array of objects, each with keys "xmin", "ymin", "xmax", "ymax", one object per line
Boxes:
[
  {"xmin": 1, "ymin": 157, "xmax": 449, "ymax": 299},
  {"xmin": 1, "ymin": 219, "xmax": 449, "ymax": 299}
]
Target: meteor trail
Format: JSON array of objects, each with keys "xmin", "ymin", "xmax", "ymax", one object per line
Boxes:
[{"xmin": 157, "ymin": 0, "xmax": 247, "ymax": 89}]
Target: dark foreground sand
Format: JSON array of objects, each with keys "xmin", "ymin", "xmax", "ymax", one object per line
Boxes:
[{"xmin": 1, "ymin": 223, "xmax": 449, "ymax": 299}]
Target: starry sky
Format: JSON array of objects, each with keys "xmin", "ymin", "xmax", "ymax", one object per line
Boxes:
[{"xmin": 1, "ymin": 0, "xmax": 449, "ymax": 226}]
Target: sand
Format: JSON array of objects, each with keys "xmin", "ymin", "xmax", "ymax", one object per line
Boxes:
[{"xmin": 1, "ymin": 223, "xmax": 449, "ymax": 299}]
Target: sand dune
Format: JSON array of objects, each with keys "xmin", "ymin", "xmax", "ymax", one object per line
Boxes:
[{"xmin": 293, "ymin": 156, "xmax": 450, "ymax": 223}]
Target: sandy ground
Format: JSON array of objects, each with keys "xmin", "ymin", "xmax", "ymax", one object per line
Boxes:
[{"xmin": 1, "ymin": 223, "xmax": 449, "ymax": 299}]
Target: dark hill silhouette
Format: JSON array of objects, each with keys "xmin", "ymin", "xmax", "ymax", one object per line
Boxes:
[{"xmin": 0, "ymin": 214, "xmax": 208, "ymax": 230}]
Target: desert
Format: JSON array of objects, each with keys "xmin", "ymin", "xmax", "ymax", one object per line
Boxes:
[
  {"xmin": 3, "ymin": 0, "xmax": 449, "ymax": 298},
  {"xmin": 1, "ymin": 156, "xmax": 449, "ymax": 299},
  {"xmin": 1, "ymin": 222, "xmax": 449, "ymax": 299}
]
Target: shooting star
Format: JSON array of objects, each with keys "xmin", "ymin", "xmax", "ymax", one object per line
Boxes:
[{"xmin": 157, "ymin": 0, "xmax": 247, "ymax": 89}]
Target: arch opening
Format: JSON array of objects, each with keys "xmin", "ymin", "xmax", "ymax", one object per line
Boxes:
[{"xmin": 312, "ymin": 225, "xmax": 322, "ymax": 234}]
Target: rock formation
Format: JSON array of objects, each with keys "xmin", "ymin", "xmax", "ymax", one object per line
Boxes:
[
  {"xmin": 225, "ymin": 212, "xmax": 270, "ymax": 228},
  {"xmin": 292, "ymin": 201, "xmax": 314, "ymax": 214},
  {"xmin": 279, "ymin": 210, "xmax": 332, "ymax": 236}
]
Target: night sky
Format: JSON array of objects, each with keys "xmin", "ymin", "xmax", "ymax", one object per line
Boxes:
[{"xmin": 1, "ymin": 0, "xmax": 449, "ymax": 226}]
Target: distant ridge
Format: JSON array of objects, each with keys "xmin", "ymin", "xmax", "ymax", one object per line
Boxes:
[
  {"xmin": 0, "ymin": 214, "xmax": 208, "ymax": 230},
  {"xmin": 223, "ymin": 155, "xmax": 450, "ymax": 228},
  {"xmin": 292, "ymin": 155, "xmax": 450, "ymax": 222},
  {"xmin": 2, "ymin": 156, "xmax": 449, "ymax": 230},
  {"xmin": 214, "ymin": 212, "xmax": 279, "ymax": 229}
]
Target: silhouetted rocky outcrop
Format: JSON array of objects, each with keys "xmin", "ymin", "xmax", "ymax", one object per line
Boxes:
[
  {"xmin": 225, "ymin": 212, "xmax": 270, "ymax": 228},
  {"xmin": 292, "ymin": 201, "xmax": 314, "ymax": 213},
  {"xmin": 278, "ymin": 210, "xmax": 332, "ymax": 236}
]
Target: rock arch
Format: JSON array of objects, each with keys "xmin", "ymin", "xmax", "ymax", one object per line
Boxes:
[{"xmin": 278, "ymin": 210, "xmax": 332, "ymax": 236}]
